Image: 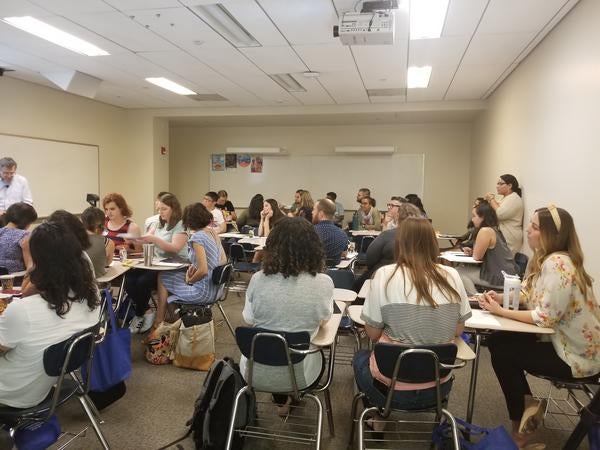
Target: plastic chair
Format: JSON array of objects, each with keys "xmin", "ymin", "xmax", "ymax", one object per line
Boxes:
[
  {"xmin": 348, "ymin": 342, "xmax": 465, "ymax": 450},
  {"xmin": 356, "ymin": 236, "xmax": 375, "ymax": 266},
  {"xmin": 226, "ymin": 327, "xmax": 327, "ymax": 450},
  {"xmin": 326, "ymin": 269, "xmax": 361, "ymax": 356},
  {"xmin": 514, "ymin": 252, "xmax": 529, "ymax": 278},
  {"xmin": 0, "ymin": 328, "xmax": 110, "ymax": 449}
]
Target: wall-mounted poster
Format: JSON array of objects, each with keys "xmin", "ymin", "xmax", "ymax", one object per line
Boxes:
[
  {"xmin": 211, "ymin": 154, "xmax": 225, "ymax": 171},
  {"xmin": 251, "ymin": 155, "xmax": 263, "ymax": 173},
  {"xmin": 225, "ymin": 154, "xmax": 237, "ymax": 169},
  {"xmin": 237, "ymin": 153, "xmax": 251, "ymax": 168}
]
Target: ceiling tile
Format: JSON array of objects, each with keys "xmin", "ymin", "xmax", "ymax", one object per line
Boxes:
[
  {"xmin": 288, "ymin": 76, "xmax": 335, "ymax": 105},
  {"xmin": 258, "ymin": 0, "xmax": 339, "ymax": 45},
  {"xmin": 445, "ymin": 63, "xmax": 507, "ymax": 100},
  {"xmin": 478, "ymin": 0, "xmax": 570, "ymax": 35},
  {"xmin": 443, "ymin": 0, "xmax": 488, "ymax": 37},
  {"xmin": 241, "ymin": 46, "xmax": 307, "ymax": 74},
  {"xmin": 28, "ymin": 0, "xmax": 115, "ymax": 15},
  {"xmin": 409, "ymin": 35, "xmax": 471, "ymax": 67},
  {"xmin": 222, "ymin": 1, "xmax": 288, "ymax": 47},
  {"xmin": 318, "ymin": 70, "xmax": 369, "ymax": 104},
  {"xmin": 0, "ymin": 0, "xmax": 54, "ymax": 18},
  {"xmin": 293, "ymin": 44, "xmax": 355, "ymax": 72},
  {"xmin": 353, "ymin": 44, "xmax": 407, "ymax": 90},
  {"xmin": 461, "ymin": 32, "xmax": 536, "ymax": 68},
  {"xmin": 104, "ymin": 0, "xmax": 181, "ymax": 10}
]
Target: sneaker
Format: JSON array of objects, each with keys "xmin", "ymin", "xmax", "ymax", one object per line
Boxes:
[
  {"xmin": 129, "ymin": 315, "xmax": 144, "ymax": 334},
  {"xmin": 139, "ymin": 311, "xmax": 156, "ymax": 333}
]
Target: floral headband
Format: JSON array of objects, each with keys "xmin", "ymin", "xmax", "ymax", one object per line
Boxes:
[{"xmin": 547, "ymin": 204, "xmax": 561, "ymax": 232}]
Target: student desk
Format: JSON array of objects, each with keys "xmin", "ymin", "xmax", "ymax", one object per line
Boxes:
[
  {"xmin": 440, "ymin": 251, "xmax": 482, "ymax": 265},
  {"xmin": 0, "ymin": 270, "xmax": 27, "ymax": 280},
  {"xmin": 349, "ymin": 230, "xmax": 381, "ymax": 237},
  {"xmin": 346, "ymin": 305, "xmax": 475, "ymax": 361},
  {"xmin": 464, "ymin": 309, "xmax": 554, "ymax": 423},
  {"xmin": 333, "ymin": 288, "xmax": 357, "ymax": 303},
  {"xmin": 96, "ymin": 261, "xmax": 134, "ymax": 312},
  {"xmin": 219, "ymin": 232, "xmax": 248, "ymax": 239},
  {"xmin": 357, "ymin": 279, "xmax": 371, "ymax": 300}
]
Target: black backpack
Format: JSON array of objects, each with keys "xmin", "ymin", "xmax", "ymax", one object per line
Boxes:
[{"xmin": 159, "ymin": 357, "xmax": 254, "ymax": 450}]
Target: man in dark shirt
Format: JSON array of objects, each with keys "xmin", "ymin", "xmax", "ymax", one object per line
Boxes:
[{"xmin": 312, "ymin": 199, "xmax": 348, "ymax": 265}]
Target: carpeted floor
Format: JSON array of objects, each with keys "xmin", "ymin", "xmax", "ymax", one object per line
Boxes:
[{"xmin": 54, "ymin": 289, "xmax": 589, "ymax": 450}]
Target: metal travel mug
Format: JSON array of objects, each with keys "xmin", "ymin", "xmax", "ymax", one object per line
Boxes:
[{"xmin": 143, "ymin": 243, "xmax": 155, "ymax": 266}]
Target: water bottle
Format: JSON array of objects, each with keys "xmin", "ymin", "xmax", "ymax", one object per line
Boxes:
[
  {"xmin": 119, "ymin": 247, "xmax": 128, "ymax": 262},
  {"xmin": 503, "ymin": 272, "xmax": 521, "ymax": 310}
]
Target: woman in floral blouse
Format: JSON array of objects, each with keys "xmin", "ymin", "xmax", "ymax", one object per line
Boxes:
[{"xmin": 478, "ymin": 205, "xmax": 600, "ymax": 447}]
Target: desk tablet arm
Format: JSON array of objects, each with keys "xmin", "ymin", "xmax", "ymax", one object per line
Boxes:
[{"xmin": 441, "ymin": 360, "xmax": 467, "ymax": 370}]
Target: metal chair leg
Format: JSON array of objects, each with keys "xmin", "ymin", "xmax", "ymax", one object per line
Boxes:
[
  {"xmin": 441, "ymin": 409, "xmax": 461, "ymax": 450},
  {"xmin": 217, "ymin": 302, "xmax": 235, "ymax": 338},
  {"xmin": 357, "ymin": 406, "xmax": 378, "ymax": 450},
  {"xmin": 305, "ymin": 393, "xmax": 323, "ymax": 450},
  {"xmin": 347, "ymin": 392, "xmax": 365, "ymax": 450},
  {"xmin": 225, "ymin": 386, "xmax": 251, "ymax": 450},
  {"xmin": 77, "ymin": 395, "xmax": 110, "ymax": 449},
  {"xmin": 323, "ymin": 388, "xmax": 335, "ymax": 437}
]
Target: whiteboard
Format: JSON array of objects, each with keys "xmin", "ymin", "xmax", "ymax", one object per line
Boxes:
[
  {"xmin": 209, "ymin": 153, "xmax": 424, "ymax": 210},
  {"xmin": 0, "ymin": 133, "xmax": 99, "ymax": 217}
]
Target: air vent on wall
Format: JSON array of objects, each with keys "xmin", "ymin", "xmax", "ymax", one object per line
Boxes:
[{"xmin": 187, "ymin": 94, "xmax": 228, "ymax": 102}]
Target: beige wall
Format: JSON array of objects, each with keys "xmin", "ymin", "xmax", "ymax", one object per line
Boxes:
[
  {"xmin": 0, "ymin": 77, "xmax": 164, "ymax": 222},
  {"xmin": 471, "ymin": 0, "xmax": 600, "ymax": 280},
  {"xmin": 170, "ymin": 123, "xmax": 472, "ymax": 233}
]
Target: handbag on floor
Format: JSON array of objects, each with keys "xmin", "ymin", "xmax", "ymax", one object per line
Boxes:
[
  {"xmin": 145, "ymin": 319, "xmax": 181, "ymax": 365},
  {"xmin": 173, "ymin": 319, "xmax": 216, "ymax": 371},
  {"xmin": 432, "ymin": 417, "xmax": 517, "ymax": 449}
]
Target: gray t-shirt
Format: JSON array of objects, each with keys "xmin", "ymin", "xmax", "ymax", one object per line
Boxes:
[{"xmin": 240, "ymin": 271, "xmax": 333, "ymax": 392}]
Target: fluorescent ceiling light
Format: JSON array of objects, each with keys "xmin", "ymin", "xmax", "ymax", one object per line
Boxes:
[
  {"xmin": 409, "ymin": 0, "xmax": 449, "ymax": 40},
  {"xmin": 2, "ymin": 16, "xmax": 109, "ymax": 56},
  {"xmin": 269, "ymin": 74, "xmax": 306, "ymax": 93},
  {"xmin": 407, "ymin": 66, "xmax": 432, "ymax": 88},
  {"xmin": 145, "ymin": 77, "xmax": 197, "ymax": 95},
  {"xmin": 193, "ymin": 4, "xmax": 260, "ymax": 48}
]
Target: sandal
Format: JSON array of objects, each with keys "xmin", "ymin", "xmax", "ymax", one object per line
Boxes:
[
  {"xmin": 365, "ymin": 416, "xmax": 385, "ymax": 440},
  {"xmin": 519, "ymin": 398, "xmax": 547, "ymax": 434}
]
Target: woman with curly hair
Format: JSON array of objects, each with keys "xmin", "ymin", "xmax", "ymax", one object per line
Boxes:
[
  {"xmin": 0, "ymin": 221, "xmax": 100, "ymax": 408},
  {"xmin": 241, "ymin": 217, "xmax": 334, "ymax": 415}
]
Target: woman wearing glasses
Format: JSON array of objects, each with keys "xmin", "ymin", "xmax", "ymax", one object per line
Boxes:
[
  {"xmin": 479, "ymin": 206, "xmax": 600, "ymax": 447},
  {"xmin": 484, "ymin": 174, "xmax": 523, "ymax": 255}
]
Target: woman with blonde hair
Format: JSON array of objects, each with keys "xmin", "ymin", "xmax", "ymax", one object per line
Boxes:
[
  {"xmin": 479, "ymin": 206, "xmax": 600, "ymax": 447},
  {"xmin": 354, "ymin": 217, "xmax": 471, "ymax": 414}
]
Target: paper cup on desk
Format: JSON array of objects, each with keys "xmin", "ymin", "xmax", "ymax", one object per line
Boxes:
[
  {"xmin": 503, "ymin": 274, "xmax": 521, "ymax": 310},
  {"xmin": 143, "ymin": 244, "xmax": 155, "ymax": 266}
]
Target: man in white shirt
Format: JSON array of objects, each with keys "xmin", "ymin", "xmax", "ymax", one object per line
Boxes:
[
  {"xmin": 0, "ymin": 157, "xmax": 33, "ymax": 217},
  {"xmin": 202, "ymin": 191, "xmax": 226, "ymax": 233}
]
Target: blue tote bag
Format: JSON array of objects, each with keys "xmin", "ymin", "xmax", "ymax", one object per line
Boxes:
[
  {"xmin": 433, "ymin": 417, "xmax": 517, "ymax": 449},
  {"xmin": 84, "ymin": 289, "xmax": 132, "ymax": 392}
]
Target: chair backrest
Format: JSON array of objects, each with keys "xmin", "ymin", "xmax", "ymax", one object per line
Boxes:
[
  {"xmin": 212, "ymin": 263, "xmax": 233, "ymax": 286},
  {"xmin": 326, "ymin": 269, "xmax": 355, "ymax": 290},
  {"xmin": 229, "ymin": 243, "xmax": 245, "ymax": 262},
  {"xmin": 42, "ymin": 327, "xmax": 96, "ymax": 418},
  {"xmin": 360, "ymin": 235, "xmax": 375, "ymax": 253},
  {"xmin": 235, "ymin": 327, "xmax": 310, "ymax": 366},
  {"xmin": 373, "ymin": 342, "xmax": 458, "ymax": 383},
  {"xmin": 0, "ymin": 266, "xmax": 8, "ymax": 276},
  {"xmin": 514, "ymin": 252, "xmax": 529, "ymax": 278}
]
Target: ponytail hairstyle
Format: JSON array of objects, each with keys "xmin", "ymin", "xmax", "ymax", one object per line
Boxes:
[{"xmin": 500, "ymin": 174, "xmax": 522, "ymax": 197}]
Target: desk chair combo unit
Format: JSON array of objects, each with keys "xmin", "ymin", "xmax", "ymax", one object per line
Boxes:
[
  {"xmin": 348, "ymin": 343, "xmax": 465, "ymax": 450},
  {"xmin": 226, "ymin": 327, "xmax": 338, "ymax": 449},
  {"xmin": 228, "ymin": 243, "xmax": 260, "ymax": 294},
  {"xmin": 0, "ymin": 328, "xmax": 111, "ymax": 449},
  {"xmin": 172, "ymin": 263, "xmax": 236, "ymax": 339}
]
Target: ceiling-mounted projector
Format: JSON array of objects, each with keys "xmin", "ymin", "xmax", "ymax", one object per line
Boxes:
[{"xmin": 333, "ymin": 10, "xmax": 395, "ymax": 46}]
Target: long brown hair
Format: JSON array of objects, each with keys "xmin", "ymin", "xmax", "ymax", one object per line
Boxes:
[
  {"xmin": 525, "ymin": 207, "xmax": 593, "ymax": 298},
  {"xmin": 386, "ymin": 217, "xmax": 461, "ymax": 307},
  {"xmin": 158, "ymin": 193, "xmax": 182, "ymax": 231}
]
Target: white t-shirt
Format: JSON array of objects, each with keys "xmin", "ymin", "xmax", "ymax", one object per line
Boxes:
[
  {"xmin": 0, "ymin": 294, "xmax": 100, "ymax": 408},
  {"xmin": 210, "ymin": 208, "xmax": 225, "ymax": 228}
]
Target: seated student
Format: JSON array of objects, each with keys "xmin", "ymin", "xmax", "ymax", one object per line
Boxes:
[
  {"xmin": 154, "ymin": 203, "xmax": 225, "ymax": 329},
  {"xmin": 0, "ymin": 221, "xmax": 100, "ymax": 408},
  {"xmin": 216, "ymin": 190, "xmax": 237, "ymax": 225},
  {"xmin": 127, "ymin": 193, "xmax": 188, "ymax": 334},
  {"xmin": 145, "ymin": 191, "xmax": 170, "ymax": 233},
  {"xmin": 0, "ymin": 202, "xmax": 37, "ymax": 273},
  {"xmin": 236, "ymin": 194, "xmax": 263, "ymax": 231},
  {"xmin": 381, "ymin": 196, "xmax": 407, "ymax": 231},
  {"xmin": 288, "ymin": 189, "xmax": 304, "ymax": 215},
  {"xmin": 456, "ymin": 201, "xmax": 518, "ymax": 295},
  {"xmin": 312, "ymin": 199, "xmax": 348, "ymax": 265},
  {"xmin": 102, "ymin": 192, "xmax": 141, "ymax": 251},
  {"xmin": 355, "ymin": 196, "xmax": 382, "ymax": 231},
  {"xmin": 288, "ymin": 190, "xmax": 314, "ymax": 223},
  {"xmin": 202, "ymin": 191, "xmax": 226, "ymax": 234},
  {"xmin": 81, "ymin": 207, "xmax": 115, "ymax": 277},
  {"xmin": 326, "ymin": 191, "xmax": 345, "ymax": 226},
  {"xmin": 354, "ymin": 217, "xmax": 471, "ymax": 419},
  {"xmin": 478, "ymin": 206, "xmax": 600, "ymax": 448},
  {"xmin": 455, "ymin": 197, "xmax": 485, "ymax": 249},
  {"xmin": 48, "ymin": 209, "xmax": 92, "ymax": 262},
  {"xmin": 351, "ymin": 188, "xmax": 371, "ymax": 229},
  {"xmin": 405, "ymin": 193, "xmax": 428, "ymax": 219},
  {"xmin": 258, "ymin": 198, "xmax": 285, "ymax": 237},
  {"xmin": 366, "ymin": 202, "xmax": 421, "ymax": 273},
  {"xmin": 241, "ymin": 218, "xmax": 333, "ymax": 414}
]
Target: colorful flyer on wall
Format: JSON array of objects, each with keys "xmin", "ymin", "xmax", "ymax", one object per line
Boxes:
[
  {"xmin": 237, "ymin": 153, "xmax": 251, "ymax": 168},
  {"xmin": 225, "ymin": 153, "xmax": 237, "ymax": 169},
  {"xmin": 211, "ymin": 154, "xmax": 225, "ymax": 171},
  {"xmin": 251, "ymin": 155, "xmax": 263, "ymax": 173}
]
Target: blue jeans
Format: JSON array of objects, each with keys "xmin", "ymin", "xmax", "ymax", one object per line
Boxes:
[{"xmin": 353, "ymin": 350, "xmax": 453, "ymax": 410}]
